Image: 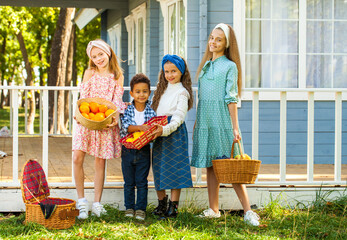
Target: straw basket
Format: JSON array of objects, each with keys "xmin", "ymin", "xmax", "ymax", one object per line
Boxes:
[
  {"xmin": 21, "ymin": 159, "xmax": 79, "ymax": 229},
  {"xmin": 212, "ymin": 141, "xmax": 261, "ymax": 184},
  {"xmin": 120, "ymin": 116, "xmax": 168, "ymax": 150},
  {"xmin": 75, "ymin": 97, "xmax": 118, "ymax": 130}
]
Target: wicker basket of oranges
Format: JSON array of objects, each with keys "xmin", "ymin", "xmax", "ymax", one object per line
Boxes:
[{"xmin": 75, "ymin": 98, "xmax": 118, "ymax": 130}]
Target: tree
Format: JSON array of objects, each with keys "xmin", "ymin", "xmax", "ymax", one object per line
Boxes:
[{"xmin": 47, "ymin": 8, "xmax": 75, "ymax": 134}]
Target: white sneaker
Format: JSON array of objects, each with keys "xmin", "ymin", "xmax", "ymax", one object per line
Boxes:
[
  {"xmin": 198, "ymin": 208, "xmax": 221, "ymax": 218},
  {"xmin": 77, "ymin": 201, "xmax": 89, "ymax": 219},
  {"xmin": 92, "ymin": 203, "xmax": 107, "ymax": 217},
  {"xmin": 244, "ymin": 210, "xmax": 260, "ymax": 226}
]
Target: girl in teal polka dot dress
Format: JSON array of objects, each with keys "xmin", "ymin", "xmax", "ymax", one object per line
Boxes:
[{"xmin": 191, "ymin": 23, "xmax": 260, "ymax": 226}]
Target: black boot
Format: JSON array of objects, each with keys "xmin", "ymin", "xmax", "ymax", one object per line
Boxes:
[
  {"xmin": 164, "ymin": 200, "xmax": 179, "ymax": 218},
  {"xmin": 152, "ymin": 195, "xmax": 168, "ymax": 216}
]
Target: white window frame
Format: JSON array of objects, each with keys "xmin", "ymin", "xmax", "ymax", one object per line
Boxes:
[
  {"xmin": 234, "ymin": 0, "xmax": 347, "ymax": 93},
  {"xmin": 125, "ymin": 2, "xmax": 147, "ymax": 73},
  {"xmin": 124, "ymin": 15, "xmax": 135, "ymax": 64},
  {"xmin": 158, "ymin": 0, "xmax": 187, "ymax": 57},
  {"xmin": 107, "ymin": 23, "xmax": 121, "ymax": 58}
]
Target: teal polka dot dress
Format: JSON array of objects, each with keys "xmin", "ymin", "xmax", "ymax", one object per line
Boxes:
[{"xmin": 191, "ymin": 55, "xmax": 243, "ymax": 168}]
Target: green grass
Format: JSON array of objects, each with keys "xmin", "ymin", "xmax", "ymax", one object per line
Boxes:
[
  {"xmin": 0, "ymin": 193, "xmax": 346, "ymax": 240},
  {"xmin": 0, "ymin": 106, "xmax": 41, "ymax": 134}
]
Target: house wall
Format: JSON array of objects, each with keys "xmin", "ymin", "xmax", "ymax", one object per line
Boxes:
[
  {"xmin": 239, "ymin": 101, "xmax": 347, "ymax": 164},
  {"xmin": 146, "ymin": 0, "xmax": 160, "ymax": 85},
  {"xmin": 102, "ymin": 0, "xmax": 346, "ymax": 165},
  {"xmin": 104, "ymin": 0, "xmax": 130, "ymax": 87}
]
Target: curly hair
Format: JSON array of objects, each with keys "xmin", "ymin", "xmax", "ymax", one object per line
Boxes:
[
  {"xmin": 152, "ymin": 58, "xmax": 193, "ymax": 112},
  {"xmin": 130, "ymin": 73, "xmax": 151, "ymax": 91}
]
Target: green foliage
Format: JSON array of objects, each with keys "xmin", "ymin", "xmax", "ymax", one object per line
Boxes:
[
  {"xmin": 0, "ymin": 106, "xmax": 40, "ymax": 133},
  {"xmin": 0, "ymin": 7, "xmax": 100, "ymax": 86},
  {"xmin": 0, "ymin": 193, "xmax": 346, "ymax": 239}
]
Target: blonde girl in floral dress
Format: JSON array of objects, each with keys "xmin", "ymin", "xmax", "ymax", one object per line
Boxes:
[{"xmin": 73, "ymin": 39, "xmax": 126, "ymax": 219}]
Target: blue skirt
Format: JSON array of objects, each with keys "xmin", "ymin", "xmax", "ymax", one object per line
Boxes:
[{"xmin": 152, "ymin": 117, "xmax": 193, "ymax": 190}]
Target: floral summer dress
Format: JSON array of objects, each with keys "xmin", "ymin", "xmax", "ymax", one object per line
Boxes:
[
  {"xmin": 191, "ymin": 55, "xmax": 243, "ymax": 168},
  {"xmin": 72, "ymin": 71, "xmax": 126, "ymax": 159}
]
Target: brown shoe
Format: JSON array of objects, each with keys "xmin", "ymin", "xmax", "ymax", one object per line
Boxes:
[{"xmin": 135, "ymin": 210, "xmax": 146, "ymax": 221}]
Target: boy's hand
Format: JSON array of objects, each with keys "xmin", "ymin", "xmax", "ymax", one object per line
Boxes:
[
  {"xmin": 106, "ymin": 116, "xmax": 118, "ymax": 128},
  {"xmin": 151, "ymin": 124, "xmax": 163, "ymax": 139},
  {"xmin": 138, "ymin": 124, "xmax": 151, "ymax": 132}
]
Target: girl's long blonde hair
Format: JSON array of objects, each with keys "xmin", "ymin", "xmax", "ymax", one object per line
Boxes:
[
  {"xmin": 152, "ymin": 58, "xmax": 193, "ymax": 111},
  {"xmin": 195, "ymin": 24, "xmax": 242, "ymax": 97},
  {"xmin": 88, "ymin": 39, "xmax": 123, "ymax": 80}
]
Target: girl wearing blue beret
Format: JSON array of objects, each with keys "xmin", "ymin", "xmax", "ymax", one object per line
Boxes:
[{"xmin": 151, "ymin": 54, "xmax": 193, "ymax": 218}]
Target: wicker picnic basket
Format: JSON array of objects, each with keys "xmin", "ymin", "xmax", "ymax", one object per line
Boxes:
[
  {"xmin": 75, "ymin": 97, "xmax": 118, "ymax": 130},
  {"xmin": 212, "ymin": 141, "xmax": 261, "ymax": 184},
  {"xmin": 20, "ymin": 159, "xmax": 79, "ymax": 229},
  {"xmin": 120, "ymin": 116, "xmax": 168, "ymax": 150}
]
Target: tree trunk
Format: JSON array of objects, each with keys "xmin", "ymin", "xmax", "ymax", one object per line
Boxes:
[
  {"xmin": 47, "ymin": 8, "xmax": 75, "ymax": 134},
  {"xmin": 64, "ymin": 24, "xmax": 75, "ymax": 131},
  {"xmin": 16, "ymin": 31, "xmax": 35, "ymax": 134}
]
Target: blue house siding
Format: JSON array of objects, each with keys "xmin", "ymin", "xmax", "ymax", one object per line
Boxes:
[
  {"xmin": 238, "ymin": 101, "xmax": 347, "ymax": 165},
  {"xmin": 104, "ymin": 3, "xmax": 130, "ymax": 86},
  {"xmin": 146, "ymin": 0, "xmax": 160, "ymax": 85},
  {"xmin": 100, "ymin": 0, "xmax": 346, "ymax": 166},
  {"xmin": 207, "ymin": 0, "xmax": 233, "ymax": 33},
  {"xmin": 187, "ymin": 0, "xmax": 200, "ymax": 79},
  {"xmin": 158, "ymin": 2, "xmax": 164, "ymax": 72}
]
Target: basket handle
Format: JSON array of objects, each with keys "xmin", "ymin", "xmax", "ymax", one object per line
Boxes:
[{"xmin": 230, "ymin": 140, "xmax": 243, "ymax": 159}]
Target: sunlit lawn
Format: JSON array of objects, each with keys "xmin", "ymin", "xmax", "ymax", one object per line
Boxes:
[{"xmin": 0, "ymin": 192, "xmax": 346, "ymax": 239}]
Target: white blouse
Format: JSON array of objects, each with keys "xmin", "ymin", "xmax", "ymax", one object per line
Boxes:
[{"xmin": 156, "ymin": 82, "xmax": 190, "ymax": 137}]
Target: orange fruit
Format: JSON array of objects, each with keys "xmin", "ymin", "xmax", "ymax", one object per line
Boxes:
[
  {"xmin": 99, "ymin": 104, "xmax": 108, "ymax": 113},
  {"xmin": 81, "ymin": 102, "xmax": 90, "ymax": 107},
  {"xmin": 94, "ymin": 113, "xmax": 105, "ymax": 121},
  {"xmin": 105, "ymin": 109, "xmax": 115, "ymax": 117},
  {"xmin": 89, "ymin": 102, "xmax": 99, "ymax": 113},
  {"xmin": 79, "ymin": 105, "xmax": 90, "ymax": 114},
  {"xmin": 88, "ymin": 112, "xmax": 95, "ymax": 119},
  {"xmin": 81, "ymin": 112, "xmax": 89, "ymax": 119},
  {"xmin": 96, "ymin": 112, "xmax": 105, "ymax": 118}
]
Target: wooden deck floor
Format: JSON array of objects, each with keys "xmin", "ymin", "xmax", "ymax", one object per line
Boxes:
[{"xmin": 1, "ymin": 136, "xmax": 346, "ymax": 183}]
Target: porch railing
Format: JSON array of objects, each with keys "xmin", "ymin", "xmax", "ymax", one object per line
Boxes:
[{"xmin": 0, "ymin": 86, "xmax": 346, "ymax": 187}]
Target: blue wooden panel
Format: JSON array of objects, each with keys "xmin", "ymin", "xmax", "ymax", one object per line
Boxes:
[
  {"xmin": 208, "ymin": 0, "xmax": 233, "ymax": 12},
  {"xmin": 187, "ymin": 0, "xmax": 199, "ymax": 12},
  {"xmin": 287, "ymin": 101, "xmax": 308, "ymax": 109},
  {"xmin": 208, "ymin": 12, "xmax": 233, "ymax": 25},
  {"xmin": 238, "ymin": 100, "xmax": 347, "ymax": 164}
]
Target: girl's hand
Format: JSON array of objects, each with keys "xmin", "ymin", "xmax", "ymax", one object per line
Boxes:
[
  {"xmin": 233, "ymin": 128, "xmax": 241, "ymax": 142},
  {"xmin": 106, "ymin": 116, "xmax": 118, "ymax": 128},
  {"xmin": 151, "ymin": 124, "xmax": 163, "ymax": 139},
  {"xmin": 73, "ymin": 116, "xmax": 81, "ymax": 125}
]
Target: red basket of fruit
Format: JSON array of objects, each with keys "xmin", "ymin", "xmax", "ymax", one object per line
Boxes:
[{"xmin": 120, "ymin": 116, "xmax": 168, "ymax": 150}]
